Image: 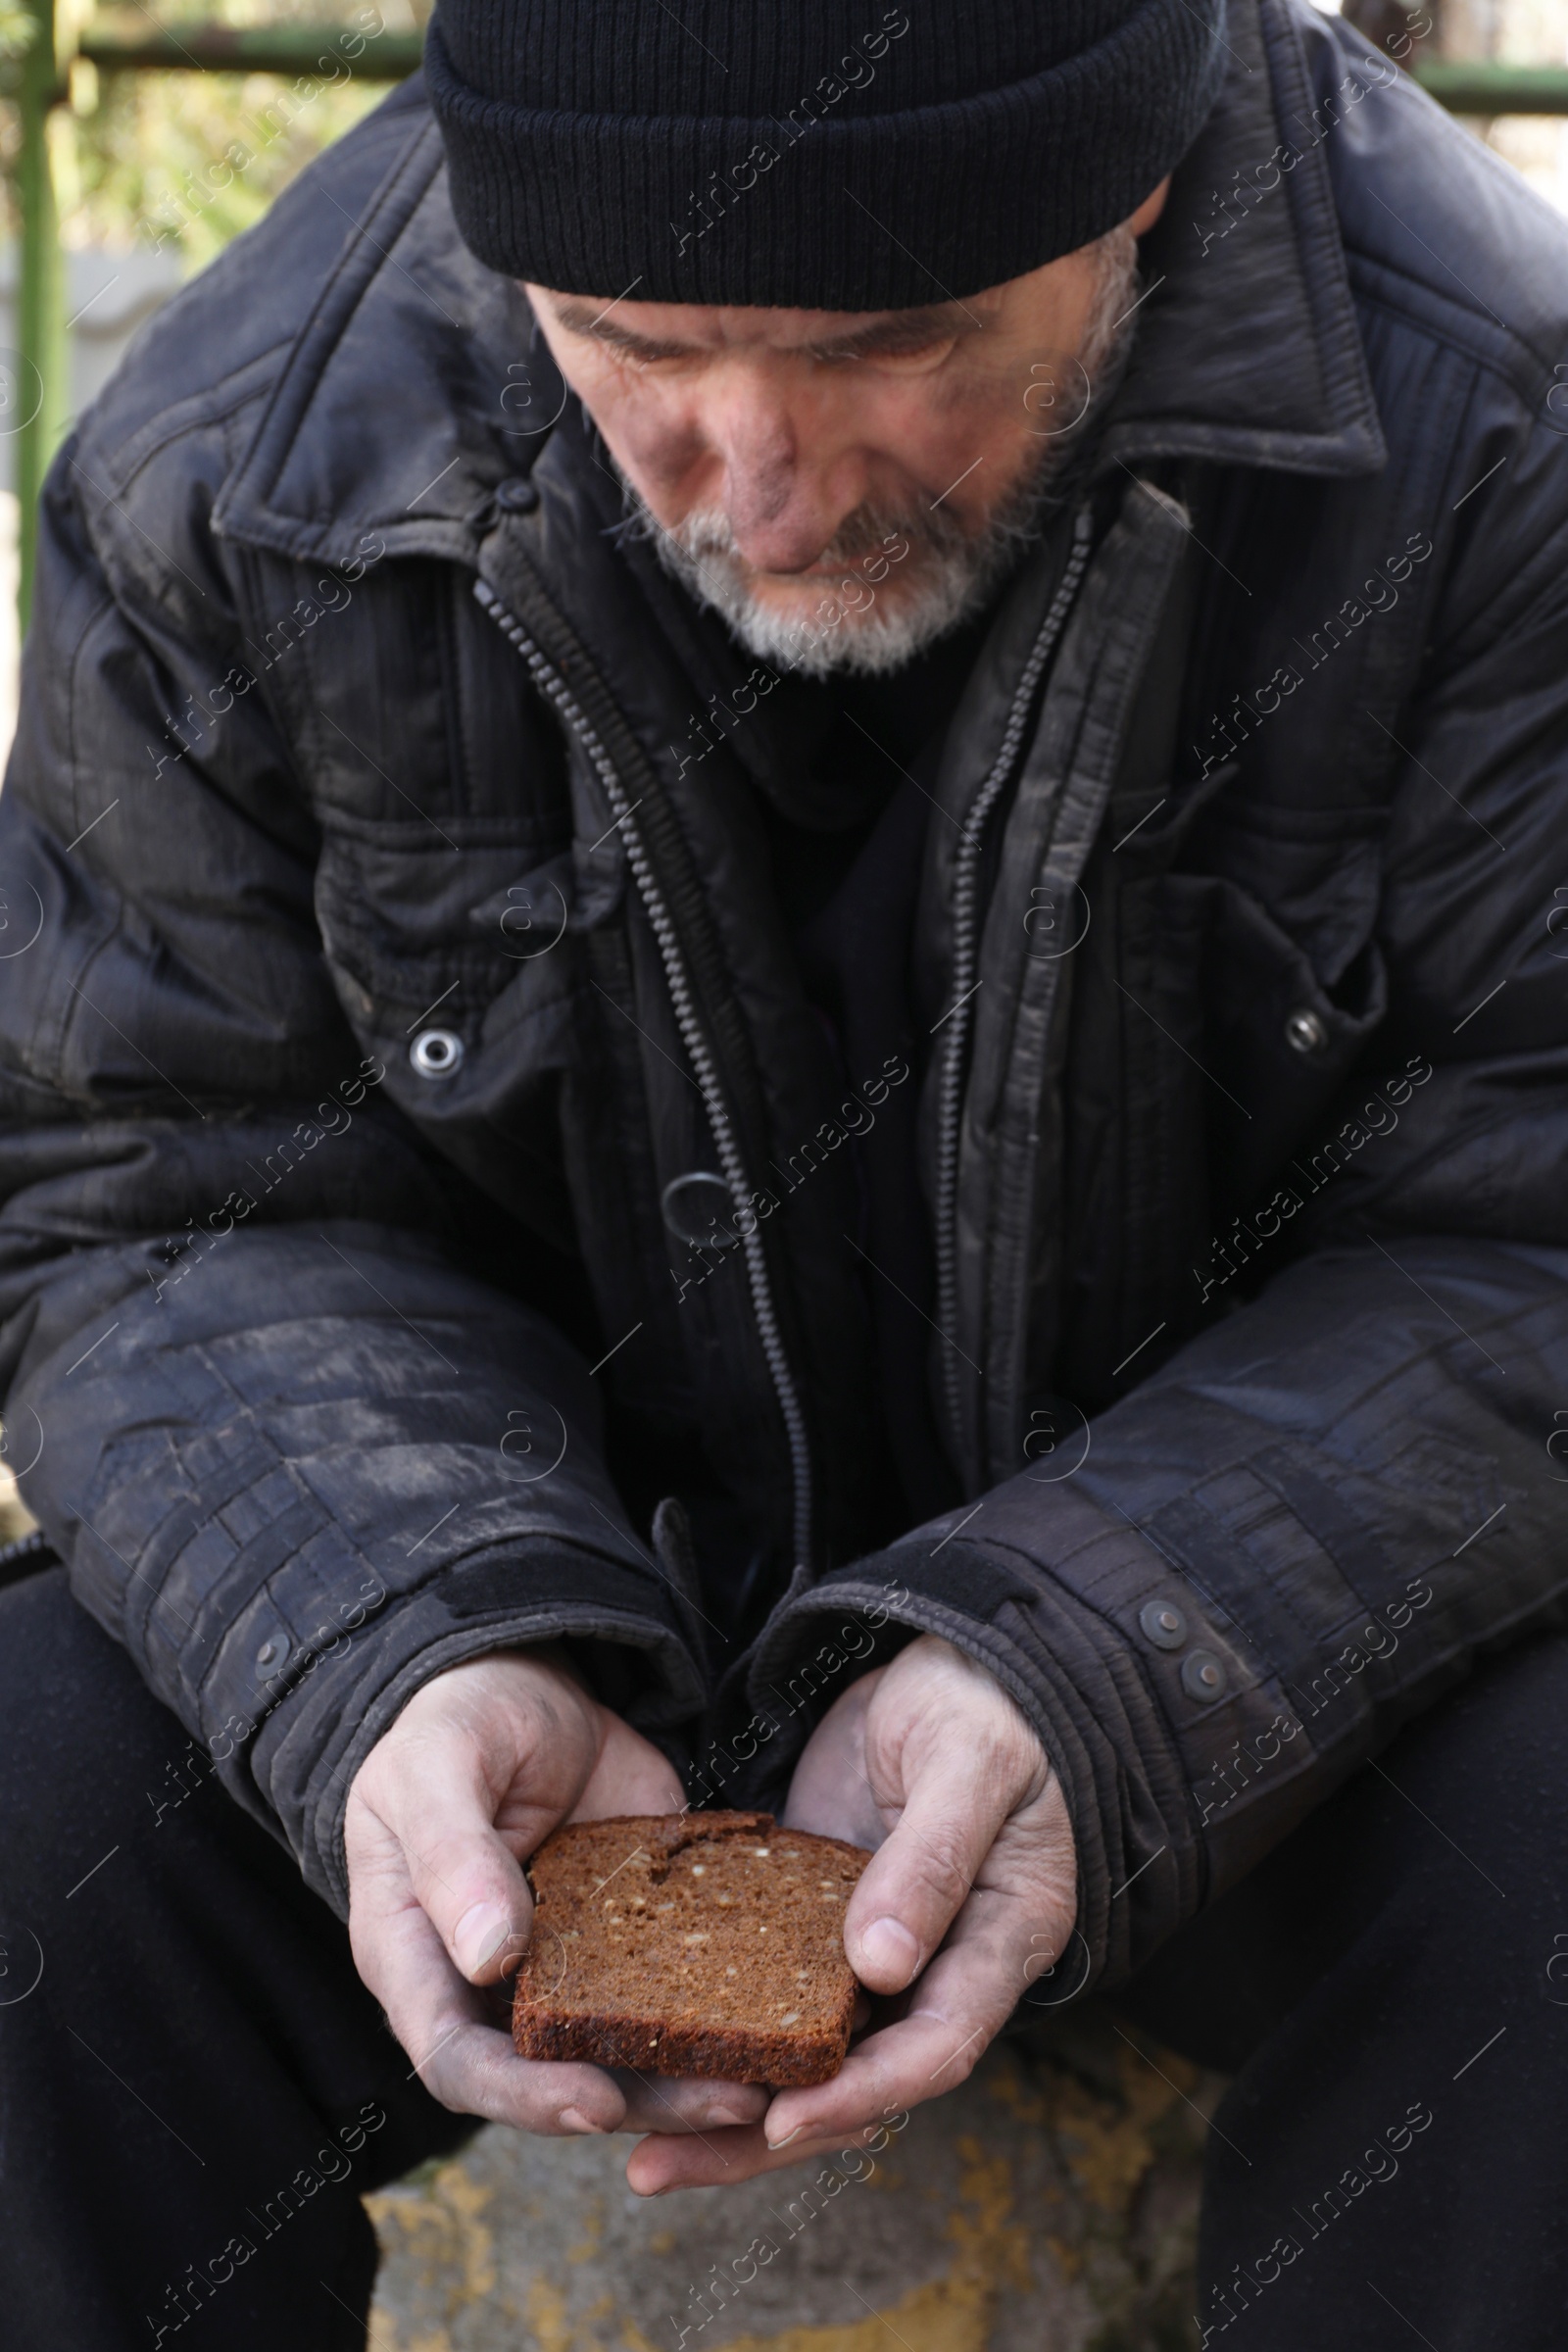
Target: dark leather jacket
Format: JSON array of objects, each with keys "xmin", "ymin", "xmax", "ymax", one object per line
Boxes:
[{"xmin": 3, "ymin": 0, "xmax": 1566, "ymax": 2000}]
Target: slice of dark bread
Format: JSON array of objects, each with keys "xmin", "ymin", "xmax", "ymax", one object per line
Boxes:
[{"xmin": 511, "ymin": 1811, "xmax": 869, "ymax": 2087}]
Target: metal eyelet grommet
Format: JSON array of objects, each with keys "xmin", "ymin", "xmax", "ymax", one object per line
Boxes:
[
  {"xmin": 495, "ymin": 475, "xmax": 540, "ymax": 514},
  {"xmin": 410, "ymin": 1029, "xmax": 466, "ymax": 1079},
  {"xmin": 1139, "ymin": 1598, "xmax": 1188, "ymax": 1651},
  {"xmin": 1180, "ymin": 1649, "xmax": 1228, "ymax": 1703},
  {"xmin": 661, "ymin": 1170, "xmax": 741, "ymax": 1250},
  {"xmin": 1285, "ymin": 1006, "xmax": 1329, "ymax": 1056}
]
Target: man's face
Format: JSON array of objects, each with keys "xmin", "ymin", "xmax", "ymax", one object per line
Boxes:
[{"xmin": 524, "ymin": 179, "xmax": 1167, "ymax": 677}]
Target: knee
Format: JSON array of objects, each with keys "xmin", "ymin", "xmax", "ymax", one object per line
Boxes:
[
  {"xmin": 0, "ymin": 1568, "xmax": 187, "ymax": 1905},
  {"xmin": 1371, "ymin": 1633, "xmax": 1568, "ymax": 1954}
]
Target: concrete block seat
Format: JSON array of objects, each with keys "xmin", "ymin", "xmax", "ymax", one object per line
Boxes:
[{"xmin": 368, "ymin": 2009, "xmax": 1222, "ymax": 2352}]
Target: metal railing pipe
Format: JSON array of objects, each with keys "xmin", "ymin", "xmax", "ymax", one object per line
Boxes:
[
  {"xmin": 78, "ymin": 24, "xmax": 424, "ymax": 77},
  {"xmin": 1414, "ymin": 61, "xmax": 1568, "ymax": 114},
  {"xmin": 10, "ymin": 24, "xmax": 1568, "ymax": 635}
]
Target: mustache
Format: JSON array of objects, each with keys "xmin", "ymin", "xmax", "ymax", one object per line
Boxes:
[{"xmin": 663, "ymin": 494, "xmax": 962, "ymax": 579}]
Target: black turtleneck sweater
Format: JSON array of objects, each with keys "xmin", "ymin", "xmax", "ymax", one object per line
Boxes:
[
  {"xmin": 718, "ymin": 614, "xmax": 1000, "ymax": 1532},
  {"xmin": 610, "ymin": 501, "xmax": 1004, "ymax": 1539}
]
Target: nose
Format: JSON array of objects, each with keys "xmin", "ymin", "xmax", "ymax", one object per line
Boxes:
[{"xmin": 711, "ymin": 385, "xmax": 858, "ymax": 574}]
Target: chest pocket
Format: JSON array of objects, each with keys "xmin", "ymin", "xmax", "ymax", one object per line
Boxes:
[
  {"xmin": 314, "ymin": 828, "xmax": 579, "ymax": 1064},
  {"xmin": 1193, "ymin": 794, "xmax": 1387, "ymax": 1003}
]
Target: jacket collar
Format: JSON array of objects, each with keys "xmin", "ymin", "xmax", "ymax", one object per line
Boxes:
[
  {"xmin": 212, "ymin": 103, "xmax": 542, "ymax": 569},
  {"xmin": 214, "ymin": 0, "xmax": 1384, "ymax": 570},
  {"xmin": 1102, "ymin": 0, "xmax": 1385, "ymax": 477}
]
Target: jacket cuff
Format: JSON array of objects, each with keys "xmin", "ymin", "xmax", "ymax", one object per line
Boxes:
[
  {"xmin": 231, "ymin": 1542, "xmax": 703, "ymax": 1917},
  {"xmin": 748, "ymin": 1484, "xmax": 1323, "ymax": 1995}
]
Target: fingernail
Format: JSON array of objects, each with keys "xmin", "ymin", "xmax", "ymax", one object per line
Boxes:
[
  {"xmin": 858, "ymin": 1915, "xmax": 920, "ymax": 1982},
  {"xmin": 765, "ymin": 2124, "xmax": 806, "ymax": 2150},
  {"xmin": 708, "ymin": 2103, "xmax": 756, "ymax": 2128},
  {"xmin": 454, "ymin": 1901, "xmax": 511, "ymax": 1976},
  {"xmin": 560, "ymin": 2107, "xmax": 603, "ymax": 2134}
]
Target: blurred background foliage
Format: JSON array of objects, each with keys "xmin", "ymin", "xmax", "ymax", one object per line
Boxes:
[
  {"xmin": 0, "ymin": 0, "xmax": 1561, "ymax": 275},
  {"xmin": 3, "ymin": 0, "xmax": 431, "ymax": 269}
]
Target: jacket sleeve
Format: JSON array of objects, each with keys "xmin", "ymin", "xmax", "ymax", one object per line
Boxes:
[
  {"xmin": 751, "ymin": 381, "xmax": 1568, "ymax": 1999},
  {"xmin": 0, "ymin": 435, "xmax": 703, "ymax": 1920}
]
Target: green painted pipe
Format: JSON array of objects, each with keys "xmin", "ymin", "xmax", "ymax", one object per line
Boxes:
[
  {"xmin": 77, "ymin": 24, "xmax": 424, "ymax": 78},
  {"xmin": 16, "ymin": 0, "xmax": 66, "ymax": 631},
  {"xmin": 67, "ymin": 32, "xmax": 1568, "ymax": 111},
  {"xmin": 10, "ymin": 18, "xmax": 1568, "ymax": 639},
  {"xmin": 13, "ymin": 16, "xmax": 422, "ymax": 631},
  {"xmin": 68, "ymin": 33, "xmax": 1568, "ymax": 113},
  {"xmin": 1413, "ymin": 61, "xmax": 1568, "ymax": 115}
]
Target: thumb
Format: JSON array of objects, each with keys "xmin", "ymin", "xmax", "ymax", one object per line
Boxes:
[
  {"xmin": 392, "ymin": 1753, "xmax": 541, "ymax": 1986},
  {"xmin": 843, "ymin": 1759, "xmax": 1013, "ymax": 1994}
]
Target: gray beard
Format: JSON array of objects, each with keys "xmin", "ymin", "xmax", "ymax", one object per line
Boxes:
[{"xmin": 623, "ymin": 226, "xmax": 1141, "ymax": 680}]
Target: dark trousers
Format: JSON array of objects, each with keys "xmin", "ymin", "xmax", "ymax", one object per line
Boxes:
[
  {"xmin": 1116, "ymin": 1635, "xmax": 1568, "ymax": 2346},
  {"xmin": 5, "ymin": 1564, "xmax": 1568, "ymax": 2350},
  {"xmin": 0, "ymin": 1568, "xmax": 474, "ymax": 2351}
]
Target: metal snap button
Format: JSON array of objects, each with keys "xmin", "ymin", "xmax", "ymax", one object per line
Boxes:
[
  {"xmin": 1139, "ymin": 1598, "xmax": 1188, "ymax": 1651},
  {"xmin": 1285, "ymin": 1006, "xmax": 1328, "ymax": 1056},
  {"xmin": 256, "ymin": 1638, "xmax": 286, "ymax": 1669},
  {"xmin": 410, "ymin": 1029, "xmax": 466, "ymax": 1079},
  {"xmin": 1180, "ymin": 1649, "xmax": 1228, "ymax": 1703},
  {"xmin": 496, "ymin": 475, "xmax": 540, "ymax": 514},
  {"xmin": 661, "ymin": 1171, "xmax": 741, "ymax": 1250}
]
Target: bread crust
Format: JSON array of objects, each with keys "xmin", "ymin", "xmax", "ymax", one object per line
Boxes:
[{"xmin": 513, "ymin": 2001, "xmax": 856, "ymax": 2087}]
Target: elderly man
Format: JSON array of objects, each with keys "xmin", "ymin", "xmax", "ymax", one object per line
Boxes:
[{"xmin": 1, "ymin": 0, "xmax": 1565, "ymax": 2344}]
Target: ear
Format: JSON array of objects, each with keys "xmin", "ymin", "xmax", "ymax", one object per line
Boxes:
[{"xmin": 1126, "ymin": 175, "xmax": 1172, "ymax": 238}]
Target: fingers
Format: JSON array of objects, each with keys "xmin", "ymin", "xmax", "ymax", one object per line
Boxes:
[
  {"xmin": 353, "ymin": 1854, "xmax": 768, "ymax": 2137},
  {"xmin": 630, "ymin": 1992, "xmax": 993, "ymax": 2193},
  {"xmin": 842, "ymin": 1756, "xmax": 1016, "ymax": 1994},
  {"xmin": 352, "ymin": 1847, "xmax": 629, "ymax": 2133},
  {"xmin": 765, "ymin": 1934, "xmax": 1029, "ymax": 2150},
  {"xmin": 344, "ymin": 1650, "xmax": 731, "ymax": 2146},
  {"xmin": 609, "ymin": 2070, "xmax": 770, "ymax": 2136},
  {"xmin": 768, "ymin": 1789, "xmax": 1076, "ymax": 2151},
  {"xmin": 626, "ymin": 2102, "xmax": 908, "ymax": 2196},
  {"xmin": 348, "ymin": 1767, "xmax": 770, "ymax": 2138},
  {"xmin": 349, "ymin": 1650, "xmax": 607, "ymax": 1986},
  {"xmin": 631, "ymin": 1768, "xmax": 1080, "ymax": 2192},
  {"xmin": 840, "ymin": 1638, "xmax": 1053, "ymax": 1995},
  {"xmin": 411, "ymin": 2028, "xmax": 766, "ymax": 2139},
  {"xmin": 780, "ymin": 1671, "xmax": 890, "ymax": 1851},
  {"xmin": 628, "ymin": 2119, "xmax": 825, "ymax": 2195},
  {"xmin": 416, "ymin": 2015, "xmax": 623, "ymax": 2135},
  {"xmin": 628, "ymin": 1638, "xmax": 1076, "ymax": 2196},
  {"xmin": 391, "ymin": 1753, "xmax": 540, "ymax": 1984},
  {"xmin": 627, "ymin": 1930, "xmax": 1015, "ymax": 2192}
]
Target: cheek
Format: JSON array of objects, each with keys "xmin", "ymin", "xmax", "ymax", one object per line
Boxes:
[
  {"xmin": 599, "ymin": 391, "xmax": 710, "ymax": 499},
  {"xmin": 882, "ymin": 373, "xmax": 1032, "ymax": 515}
]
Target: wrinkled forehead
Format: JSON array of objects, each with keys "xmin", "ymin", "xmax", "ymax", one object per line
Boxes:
[{"xmin": 529, "ymin": 285, "xmax": 1008, "ymax": 363}]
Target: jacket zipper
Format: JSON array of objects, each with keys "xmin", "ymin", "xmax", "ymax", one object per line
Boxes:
[
  {"xmin": 934, "ymin": 504, "xmax": 1096, "ymax": 1466},
  {"xmin": 475, "ymin": 578, "xmax": 815, "ymax": 1576}
]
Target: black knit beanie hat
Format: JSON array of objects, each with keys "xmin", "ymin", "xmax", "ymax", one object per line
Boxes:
[{"xmin": 425, "ymin": 1, "xmax": 1228, "ymax": 311}]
